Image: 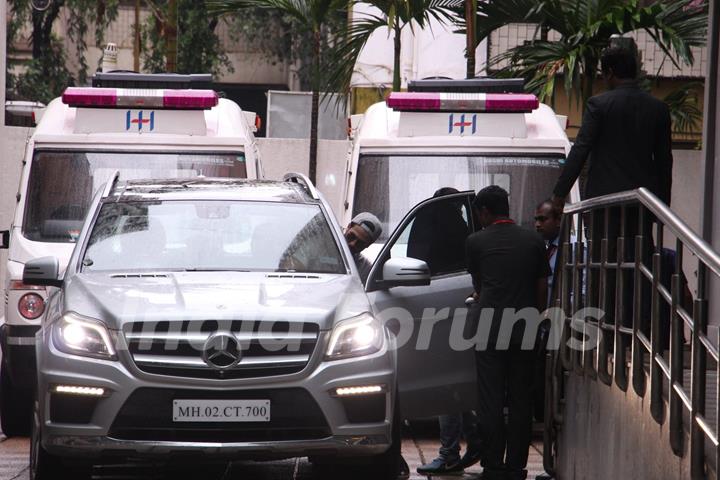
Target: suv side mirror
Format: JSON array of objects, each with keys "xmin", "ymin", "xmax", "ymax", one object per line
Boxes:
[
  {"xmin": 0, "ymin": 230, "xmax": 8, "ymax": 249},
  {"xmin": 381, "ymin": 257, "xmax": 431, "ymax": 288},
  {"xmin": 23, "ymin": 257, "xmax": 63, "ymax": 288}
]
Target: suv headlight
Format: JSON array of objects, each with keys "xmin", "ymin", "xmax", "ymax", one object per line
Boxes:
[
  {"xmin": 53, "ymin": 313, "xmax": 117, "ymax": 360},
  {"xmin": 326, "ymin": 313, "xmax": 384, "ymax": 360}
]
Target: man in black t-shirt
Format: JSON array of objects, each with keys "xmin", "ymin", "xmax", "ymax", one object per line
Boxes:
[{"xmin": 466, "ymin": 186, "xmax": 551, "ymax": 480}]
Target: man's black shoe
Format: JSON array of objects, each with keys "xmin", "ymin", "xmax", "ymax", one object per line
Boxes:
[
  {"xmin": 506, "ymin": 468, "xmax": 528, "ymax": 480},
  {"xmin": 417, "ymin": 457, "xmax": 464, "ymax": 475},
  {"xmin": 458, "ymin": 449, "xmax": 482, "ymax": 469},
  {"xmin": 476, "ymin": 467, "xmax": 507, "ymax": 480}
]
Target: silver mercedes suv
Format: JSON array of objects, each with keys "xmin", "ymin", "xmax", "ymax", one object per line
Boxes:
[{"xmin": 23, "ymin": 175, "xmax": 397, "ymax": 479}]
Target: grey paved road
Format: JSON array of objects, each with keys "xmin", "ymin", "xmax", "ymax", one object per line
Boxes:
[{"xmin": 0, "ymin": 429, "xmax": 546, "ymax": 480}]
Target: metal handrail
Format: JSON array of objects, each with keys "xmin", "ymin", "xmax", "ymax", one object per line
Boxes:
[
  {"xmin": 543, "ymin": 187, "xmax": 720, "ymax": 479},
  {"xmin": 563, "ymin": 188, "xmax": 720, "ymax": 278}
]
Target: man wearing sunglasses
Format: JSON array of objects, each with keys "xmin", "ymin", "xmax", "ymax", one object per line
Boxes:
[{"xmin": 344, "ymin": 212, "xmax": 383, "ymax": 283}]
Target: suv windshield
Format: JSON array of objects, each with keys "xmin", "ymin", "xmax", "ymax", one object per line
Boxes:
[
  {"xmin": 22, "ymin": 151, "xmax": 247, "ymax": 243},
  {"xmin": 353, "ymin": 153, "xmax": 563, "ymax": 241},
  {"xmin": 82, "ymin": 200, "xmax": 346, "ymax": 274}
]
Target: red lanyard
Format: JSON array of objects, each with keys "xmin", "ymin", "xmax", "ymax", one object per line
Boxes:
[{"xmin": 491, "ymin": 219, "xmax": 515, "ymax": 225}]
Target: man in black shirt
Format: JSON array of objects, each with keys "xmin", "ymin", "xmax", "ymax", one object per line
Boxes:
[{"xmin": 466, "ymin": 186, "xmax": 551, "ymax": 480}]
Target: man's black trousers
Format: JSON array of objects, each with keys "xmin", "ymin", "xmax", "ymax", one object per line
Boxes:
[{"xmin": 475, "ymin": 345, "xmax": 535, "ymax": 478}]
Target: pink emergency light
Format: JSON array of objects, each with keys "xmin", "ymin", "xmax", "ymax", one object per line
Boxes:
[
  {"xmin": 386, "ymin": 92, "xmax": 539, "ymax": 113},
  {"xmin": 62, "ymin": 87, "xmax": 218, "ymax": 109}
]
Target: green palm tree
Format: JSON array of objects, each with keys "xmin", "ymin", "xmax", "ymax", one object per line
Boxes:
[
  {"xmin": 469, "ymin": 0, "xmax": 708, "ymax": 109},
  {"xmin": 208, "ymin": 0, "xmax": 347, "ymax": 183},
  {"xmin": 325, "ymin": 0, "xmax": 460, "ymax": 96}
]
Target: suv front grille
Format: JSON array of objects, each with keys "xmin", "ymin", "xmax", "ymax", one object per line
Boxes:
[{"xmin": 124, "ymin": 321, "xmax": 319, "ymax": 379}]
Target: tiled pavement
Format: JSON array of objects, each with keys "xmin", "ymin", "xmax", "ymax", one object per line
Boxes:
[
  {"xmin": 404, "ymin": 435, "xmax": 546, "ymax": 480},
  {"xmin": 0, "ymin": 431, "xmax": 549, "ymax": 480},
  {"xmin": 0, "ymin": 435, "xmax": 29, "ymax": 480}
]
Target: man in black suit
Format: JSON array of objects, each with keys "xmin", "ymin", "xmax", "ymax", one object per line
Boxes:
[
  {"xmin": 551, "ymin": 46, "xmax": 673, "ymax": 331},
  {"xmin": 551, "ymin": 46, "xmax": 673, "ymax": 207}
]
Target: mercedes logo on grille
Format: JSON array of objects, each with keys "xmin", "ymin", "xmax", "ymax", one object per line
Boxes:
[{"xmin": 202, "ymin": 333, "xmax": 242, "ymax": 370}]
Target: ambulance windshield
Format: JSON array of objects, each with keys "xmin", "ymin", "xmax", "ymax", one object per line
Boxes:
[
  {"xmin": 22, "ymin": 150, "xmax": 247, "ymax": 243},
  {"xmin": 353, "ymin": 153, "xmax": 563, "ymax": 250}
]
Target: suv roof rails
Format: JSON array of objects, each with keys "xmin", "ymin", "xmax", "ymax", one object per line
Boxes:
[
  {"xmin": 102, "ymin": 171, "xmax": 121, "ymax": 198},
  {"xmin": 91, "ymin": 72, "xmax": 213, "ymax": 90},
  {"xmin": 408, "ymin": 78, "xmax": 525, "ymax": 93},
  {"xmin": 283, "ymin": 172, "xmax": 319, "ymax": 200}
]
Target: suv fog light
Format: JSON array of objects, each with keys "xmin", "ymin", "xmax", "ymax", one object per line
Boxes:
[
  {"xmin": 54, "ymin": 385, "xmax": 106, "ymax": 396},
  {"xmin": 334, "ymin": 385, "xmax": 385, "ymax": 397},
  {"xmin": 18, "ymin": 293, "xmax": 45, "ymax": 319}
]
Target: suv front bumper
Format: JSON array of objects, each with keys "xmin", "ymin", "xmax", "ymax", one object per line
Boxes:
[
  {"xmin": 43, "ymin": 433, "xmax": 389, "ymax": 459},
  {"xmin": 37, "ymin": 332, "xmax": 396, "ymax": 460}
]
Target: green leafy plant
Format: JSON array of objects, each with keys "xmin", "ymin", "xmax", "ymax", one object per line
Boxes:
[
  {"xmin": 208, "ymin": 0, "xmax": 349, "ymax": 184},
  {"xmin": 325, "ymin": 0, "xmax": 461, "ymax": 96},
  {"xmin": 7, "ymin": 0, "xmax": 118, "ymax": 99},
  {"xmin": 225, "ymin": 6, "xmax": 346, "ymax": 91},
  {"xmin": 663, "ymin": 82, "xmax": 703, "ymax": 135},
  {"xmin": 466, "ymin": 0, "xmax": 708, "ymax": 108},
  {"xmin": 14, "ymin": 37, "xmax": 75, "ymax": 104},
  {"xmin": 141, "ymin": 0, "xmax": 234, "ymax": 76}
]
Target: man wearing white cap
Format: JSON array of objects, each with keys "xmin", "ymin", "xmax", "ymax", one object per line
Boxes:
[{"xmin": 344, "ymin": 212, "xmax": 383, "ymax": 283}]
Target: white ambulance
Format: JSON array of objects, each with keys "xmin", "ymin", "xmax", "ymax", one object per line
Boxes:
[
  {"xmin": 343, "ymin": 79, "xmax": 576, "ymax": 255},
  {"xmin": 0, "ymin": 73, "xmax": 262, "ymax": 436},
  {"xmin": 339, "ymin": 79, "xmax": 580, "ymax": 420}
]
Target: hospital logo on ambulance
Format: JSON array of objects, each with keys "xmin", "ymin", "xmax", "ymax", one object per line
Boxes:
[
  {"xmin": 448, "ymin": 113, "xmax": 477, "ymax": 135},
  {"xmin": 126, "ymin": 111, "xmax": 155, "ymax": 131}
]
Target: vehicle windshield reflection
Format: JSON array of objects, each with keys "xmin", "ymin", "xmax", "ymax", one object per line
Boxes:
[
  {"xmin": 83, "ymin": 200, "xmax": 345, "ymax": 274},
  {"xmin": 22, "ymin": 151, "xmax": 247, "ymax": 243},
  {"xmin": 353, "ymin": 154, "xmax": 564, "ymax": 262}
]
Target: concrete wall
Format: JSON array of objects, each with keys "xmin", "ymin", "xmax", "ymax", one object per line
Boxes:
[
  {"xmin": 11, "ymin": 4, "xmax": 291, "ymax": 88},
  {"xmin": 257, "ymin": 138, "xmax": 350, "ymax": 219},
  {"xmin": 555, "ymin": 373, "xmax": 700, "ymax": 480},
  {"xmin": 668, "ymin": 149, "xmax": 703, "ymax": 297}
]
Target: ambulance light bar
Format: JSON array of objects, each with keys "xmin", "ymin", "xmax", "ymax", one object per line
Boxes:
[
  {"xmin": 408, "ymin": 78, "xmax": 525, "ymax": 93},
  {"xmin": 62, "ymin": 87, "xmax": 218, "ymax": 109},
  {"xmin": 387, "ymin": 92, "xmax": 539, "ymax": 113},
  {"xmin": 92, "ymin": 72, "xmax": 213, "ymax": 89}
]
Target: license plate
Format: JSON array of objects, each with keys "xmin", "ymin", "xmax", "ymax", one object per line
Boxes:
[{"xmin": 172, "ymin": 399, "xmax": 271, "ymax": 422}]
